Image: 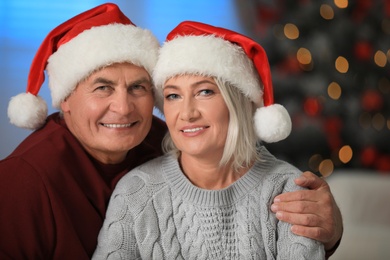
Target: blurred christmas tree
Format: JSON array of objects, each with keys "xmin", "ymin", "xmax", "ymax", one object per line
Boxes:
[{"xmin": 236, "ymin": 0, "xmax": 390, "ymax": 175}]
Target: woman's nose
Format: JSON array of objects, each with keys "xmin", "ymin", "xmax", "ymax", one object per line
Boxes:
[{"xmin": 179, "ymin": 98, "xmax": 200, "ymax": 121}]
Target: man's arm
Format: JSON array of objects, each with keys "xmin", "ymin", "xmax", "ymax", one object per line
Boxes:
[
  {"xmin": 271, "ymin": 171, "xmax": 343, "ymax": 256},
  {"xmin": 0, "ymin": 158, "xmax": 56, "ymax": 259}
]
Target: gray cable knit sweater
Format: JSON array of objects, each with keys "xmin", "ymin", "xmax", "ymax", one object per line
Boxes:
[{"xmin": 93, "ymin": 146, "xmax": 325, "ymax": 259}]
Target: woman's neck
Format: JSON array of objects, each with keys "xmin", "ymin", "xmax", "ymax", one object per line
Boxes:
[{"xmin": 179, "ymin": 153, "xmax": 249, "ymax": 190}]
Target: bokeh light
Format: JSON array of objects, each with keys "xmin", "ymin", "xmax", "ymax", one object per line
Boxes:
[
  {"xmin": 335, "ymin": 56, "xmax": 349, "ymax": 73},
  {"xmin": 320, "ymin": 4, "xmax": 334, "ymax": 20},
  {"xmin": 319, "ymin": 159, "xmax": 334, "ymax": 177},
  {"xmin": 361, "ymin": 89, "xmax": 384, "ymax": 111},
  {"xmin": 297, "ymin": 48, "xmax": 312, "ymax": 64},
  {"xmin": 387, "ymin": 49, "xmax": 390, "ymax": 62},
  {"xmin": 303, "ymin": 97, "xmax": 322, "ymax": 116},
  {"xmin": 297, "ymin": 48, "xmax": 313, "ymax": 71},
  {"xmin": 339, "ymin": 145, "xmax": 353, "ymax": 164},
  {"xmin": 284, "ymin": 23, "xmax": 299, "ymax": 40},
  {"xmin": 360, "ymin": 147, "xmax": 378, "ymax": 167},
  {"xmin": 334, "ymin": 0, "xmax": 348, "ymax": 9},
  {"xmin": 374, "ymin": 50, "xmax": 387, "ymax": 67},
  {"xmin": 328, "ymin": 82, "xmax": 342, "ymax": 100},
  {"xmin": 372, "ymin": 113, "xmax": 385, "ymax": 130},
  {"xmin": 308, "ymin": 154, "xmax": 323, "ymax": 172},
  {"xmin": 354, "ymin": 41, "xmax": 373, "ymax": 61}
]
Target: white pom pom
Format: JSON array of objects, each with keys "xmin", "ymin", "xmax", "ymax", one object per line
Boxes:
[
  {"xmin": 8, "ymin": 93, "xmax": 48, "ymax": 130},
  {"xmin": 254, "ymin": 104, "xmax": 292, "ymax": 143}
]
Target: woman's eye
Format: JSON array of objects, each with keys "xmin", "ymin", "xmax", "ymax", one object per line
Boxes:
[
  {"xmin": 165, "ymin": 93, "xmax": 179, "ymax": 100},
  {"xmin": 198, "ymin": 89, "xmax": 214, "ymax": 96}
]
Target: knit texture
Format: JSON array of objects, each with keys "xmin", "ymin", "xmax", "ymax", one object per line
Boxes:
[{"xmin": 93, "ymin": 146, "xmax": 325, "ymax": 259}]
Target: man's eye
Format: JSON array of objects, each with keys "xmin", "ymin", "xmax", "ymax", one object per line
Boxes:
[
  {"xmin": 95, "ymin": 85, "xmax": 110, "ymax": 91},
  {"xmin": 128, "ymin": 85, "xmax": 152, "ymax": 95},
  {"xmin": 132, "ymin": 85, "xmax": 146, "ymax": 90},
  {"xmin": 129, "ymin": 85, "xmax": 148, "ymax": 93}
]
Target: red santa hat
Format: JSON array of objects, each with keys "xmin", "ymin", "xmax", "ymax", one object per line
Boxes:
[
  {"xmin": 153, "ymin": 21, "xmax": 291, "ymax": 143},
  {"xmin": 8, "ymin": 3, "xmax": 159, "ymax": 130}
]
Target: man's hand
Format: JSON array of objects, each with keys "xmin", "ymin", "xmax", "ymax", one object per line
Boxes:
[{"xmin": 271, "ymin": 171, "xmax": 343, "ymax": 251}]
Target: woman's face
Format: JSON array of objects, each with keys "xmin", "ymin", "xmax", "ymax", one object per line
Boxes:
[{"xmin": 163, "ymin": 75, "xmax": 229, "ymax": 160}]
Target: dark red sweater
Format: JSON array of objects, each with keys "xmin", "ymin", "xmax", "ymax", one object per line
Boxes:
[{"xmin": 0, "ymin": 113, "xmax": 166, "ymax": 259}]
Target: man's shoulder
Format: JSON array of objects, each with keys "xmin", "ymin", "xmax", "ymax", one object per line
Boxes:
[
  {"xmin": 0, "ymin": 113, "xmax": 85, "ymax": 175},
  {"xmin": 4, "ymin": 113, "xmax": 70, "ymax": 157}
]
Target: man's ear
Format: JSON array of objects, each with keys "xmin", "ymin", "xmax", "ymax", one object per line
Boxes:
[{"xmin": 60, "ymin": 98, "xmax": 70, "ymax": 113}]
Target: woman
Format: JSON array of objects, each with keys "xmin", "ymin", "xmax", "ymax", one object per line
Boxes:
[{"xmin": 93, "ymin": 21, "xmax": 325, "ymax": 259}]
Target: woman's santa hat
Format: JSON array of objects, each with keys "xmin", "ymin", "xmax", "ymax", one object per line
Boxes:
[
  {"xmin": 153, "ymin": 21, "xmax": 291, "ymax": 143},
  {"xmin": 8, "ymin": 3, "xmax": 159, "ymax": 130}
]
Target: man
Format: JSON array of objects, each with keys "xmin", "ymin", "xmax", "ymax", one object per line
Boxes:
[{"xmin": 0, "ymin": 3, "xmax": 341, "ymax": 259}]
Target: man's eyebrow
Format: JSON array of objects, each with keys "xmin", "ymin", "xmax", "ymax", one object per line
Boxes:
[
  {"xmin": 92, "ymin": 77, "xmax": 152, "ymax": 86},
  {"xmin": 92, "ymin": 77, "xmax": 115, "ymax": 85},
  {"xmin": 130, "ymin": 77, "xmax": 152, "ymax": 86}
]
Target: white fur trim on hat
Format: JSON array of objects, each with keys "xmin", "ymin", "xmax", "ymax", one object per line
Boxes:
[
  {"xmin": 254, "ymin": 104, "xmax": 292, "ymax": 143},
  {"xmin": 153, "ymin": 35, "xmax": 262, "ymax": 112},
  {"xmin": 8, "ymin": 93, "xmax": 48, "ymax": 130},
  {"xmin": 47, "ymin": 23, "xmax": 159, "ymax": 108}
]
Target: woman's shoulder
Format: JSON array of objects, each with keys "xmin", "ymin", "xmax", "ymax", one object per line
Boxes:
[
  {"xmin": 255, "ymin": 146, "xmax": 304, "ymax": 191},
  {"xmin": 114, "ymin": 155, "xmax": 169, "ymax": 195},
  {"xmin": 257, "ymin": 145, "xmax": 300, "ymax": 172},
  {"xmin": 108, "ymin": 156, "xmax": 171, "ymax": 219}
]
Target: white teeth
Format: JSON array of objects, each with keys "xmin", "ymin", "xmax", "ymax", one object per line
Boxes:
[
  {"xmin": 103, "ymin": 123, "xmax": 133, "ymax": 128},
  {"xmin": 182, "ymin": 127, "xmax": 204, "ymax": 133}
]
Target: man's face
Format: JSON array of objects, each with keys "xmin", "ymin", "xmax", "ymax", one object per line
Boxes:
[{"xmin": 61, "ymin": 63, "xmax": 154, "ymax": 164}]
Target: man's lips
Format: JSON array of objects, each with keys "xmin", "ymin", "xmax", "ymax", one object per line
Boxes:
[{"xmin": 100, "ymin": 122, "xmax": 137, "ymax": 128}]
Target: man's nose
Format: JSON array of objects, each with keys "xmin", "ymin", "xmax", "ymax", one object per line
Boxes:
[{"xmin": 110, "ymin": 92, "xmax": 135, "ymax": 115}]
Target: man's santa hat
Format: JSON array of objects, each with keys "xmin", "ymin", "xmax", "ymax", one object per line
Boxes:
[
  {"xmin": 8, "ymin": 3, "xmax": 159, "ymax": 130},
  {"xmin": 153, "ymin": 21, "xmax": 291, "ymax": 143}
]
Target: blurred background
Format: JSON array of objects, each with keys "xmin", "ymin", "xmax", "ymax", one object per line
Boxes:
[
  {"xmin": 235, "ymin": 0, "xmax": 390, "ymax": 176},
  {"xmin": 1, "ymin": 0, "xmax": 390, "ymax": 259}
]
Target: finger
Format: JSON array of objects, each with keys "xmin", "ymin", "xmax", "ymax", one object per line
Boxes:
[
  {"xmin": 294, "ymin": 171, "xmax": 327, "ymax": 190},
  {"xmin": 276, "ymin": 211, "xmax": 323, "ymax": 229},
  {"xmin": 274, "ymin": 189, "xmax": 320, "ymax": 203},
  {"xmin": 290, "ymin": 225, "xmax": 329, "ymax": 244},
  {"xmin": 271, "ymin": 200, "xmax": 321, "ymax": 214}
]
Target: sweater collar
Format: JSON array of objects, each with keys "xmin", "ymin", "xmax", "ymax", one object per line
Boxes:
[{"xmin": 161, "ymin": 146, "xmax": 276, "ymax": 207}]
